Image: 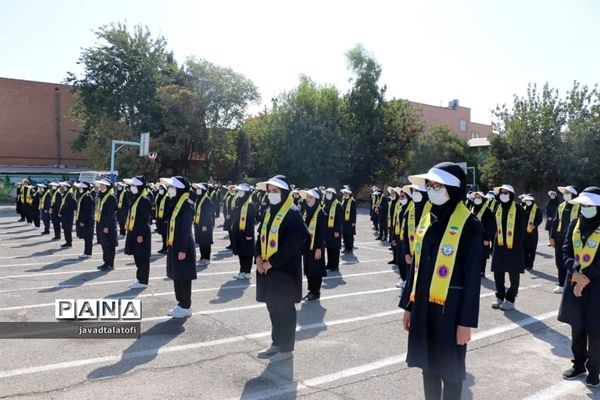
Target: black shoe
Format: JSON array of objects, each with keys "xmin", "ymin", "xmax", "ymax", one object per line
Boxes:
[
  {"xmin": 307, "ymin": 293, "xmax": 320, "ymax": 301},
  {"xmin": 99, "ymin": 265, "xmax": 114, "ymax": 271},
  {"xmin": 18, "ymin": 218, "xmax": 25, "ymax": 222},
  {"xmin": 302, "ymin": 294, "xmax": 310, "ymax": 301},
  {"xmin": 562, "ymin": 367, "xmax": 586, "ymax": 380},
  {"xmin": 225, "ymin": 245, "xmax": 232, "ymax": 250},
  {"xmin": 375, "ymin": 236, "xmax": 382, "ymax": 240},
  {"xmin": 586, "ymin": 374, "xmax": 600, "ymax": 387},
  {"xmin": 387, "ymin": 260, "xmax": 396, "ymax": 265},
  {"xmin": 51, "ymin": 237, "xmax": 60, "ymax": 241},
  {"xmin": 97, "ymin": 264, "xmax": 107, "ymax": 270},
  {"xmin": 60, "ymin": 243, "xmax": 72, "ymax": 248},
  {"xmin": 41, "ymin": 231, "xmax": 50, "ymax": 235}
]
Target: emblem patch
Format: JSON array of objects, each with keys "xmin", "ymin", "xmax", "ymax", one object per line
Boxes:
[
  {"xmin": 441, "ymin": 244, "xmax": 454, "ymax": 257},
  {"xmin": 586, "ymin": 239, "xmax": 597, "ymax": 249},
  {"xmin": 437, "ymin": 265, "xmax": 449, "ymax": 278}
]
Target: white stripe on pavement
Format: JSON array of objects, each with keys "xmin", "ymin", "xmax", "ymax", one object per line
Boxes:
[{"xmin": 521, "ymin": 379, "xmax": 588, "ymax": 400}]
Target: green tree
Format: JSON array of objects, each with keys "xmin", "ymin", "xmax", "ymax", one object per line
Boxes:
[{"xmin": 409, "ymin": 125, "xmax": 475, "ymax": 175}]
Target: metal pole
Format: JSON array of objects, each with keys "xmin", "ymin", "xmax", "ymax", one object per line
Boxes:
[{"xmin": 110, "ymin": 140, "xmax": 116, "ymax": 173}]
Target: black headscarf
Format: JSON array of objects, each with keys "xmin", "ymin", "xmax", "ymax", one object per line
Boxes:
[
  {"xmin": 429, "ymin": 162, "xmax": 466, "ymax": 221},
  {"xmin": 579, "ymin": 187, "xmax": 600, "ymax": 237},
  {"xmin": 173, "ymin": 176, "xmax": 190, "ymax": 200}
]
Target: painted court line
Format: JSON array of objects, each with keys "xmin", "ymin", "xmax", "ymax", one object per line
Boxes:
[{"xmin": 521, "ymin": 379, "xmax": 590, "ymax": 400}]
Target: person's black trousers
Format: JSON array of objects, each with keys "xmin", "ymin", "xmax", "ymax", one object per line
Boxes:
[
  {"xmin": 174, "ymin": 280, "xmax": 192, "ymax": 309},
  {"xmin": 83, "ymin": 235, "xmax": 93, "ymax": 256},
  {"xmin": 423, "ymin": 371, "xmax": 463, "ymax": 400},
  {"xmin": 342, "ymin": 230, "xmax": 354, "ymax": 252},
  {"xmin": 494, "ymin": 270, "xmax": 520, "ymax": 302},
  {"xmin": 326, "ymin": 247, "xmax": 340, "ymax": 270},
  {"xmin": 266, "ymin": 302, "xmax": 296, "ymax": 352},
  {"xmin": 134, "ymin": 256, "xmax": 150, "ymax": 285},
  {"xmin": 160, "ymin": 233, "xmax": 167, "ymax": 251},
  {"xmin": 64, "ymin": 228, "xmax": 72, "ymax": 245},
  {"xmin": 52, "ymin": 216, "xmax": 61, "ymax": 239},
  {"xmin": 199, "ymin": 244, "xmax": 211, "ymax": 260},
  {"xmin": 307, "ymin": 277, "xmax": 322, "ymax": 296},
  {"xmin": 571, "ymin": 327, "xmax": 600, "ymax": 375},
  {"xmin": 41, "ymin": 213, "xmax": 50, "ymax": 233},
  {"xmin": 239, "ymin": 255, "xmax": 253, "ymax": 273},
  {"xmin": 102, "ymin": 245, "xmax": 116, "ymax": 267},
  {"xmin": 32, "ymin": 212, "xmax": 40, "ymax": 227}
]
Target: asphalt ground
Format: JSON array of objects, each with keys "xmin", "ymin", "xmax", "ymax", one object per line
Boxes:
[{"xmin": 0, "ymin": 204, "xmax": 598, "ymax": 399}]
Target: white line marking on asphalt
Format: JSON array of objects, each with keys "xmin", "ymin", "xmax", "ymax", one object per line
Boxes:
[{"xmin": 521, "ymin": 379, "xmax": 588, "ymax": 400}]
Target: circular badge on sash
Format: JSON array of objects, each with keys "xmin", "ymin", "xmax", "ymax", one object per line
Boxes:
[
  {"xmin": 441, "ymin": 245, "xmax": 454, "ymax": 257},
  {"xmin": 586, "ymin": 239, "xmax": 597, "ymax": 249},
  {"xmin": 437, "ymin": 265, "xmax": 449, "ymax": 278},
  {"xmin": 271, "ymin": 227, "xmax": 278, "ymax": 234},
  {"xmin": 583, "ymin": 254, "xmax": 592, "ymax": 263},
  {"xmin": 269, "ymin": 239, "xmax": 277, "ymax": 248},
  {"xmin": 574, "ymin": 240, "xmax": 582, "ymax": 248}
]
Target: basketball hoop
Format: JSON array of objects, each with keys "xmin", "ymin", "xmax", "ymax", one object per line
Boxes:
[{"xmin": 148, "ymin": 152, "xmax": 158, "ymax": 164}]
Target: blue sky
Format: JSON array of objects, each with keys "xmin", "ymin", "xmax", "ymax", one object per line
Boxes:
[{"xmin": 1, "ymin": 0, "xmax": 599, "ymax": 123}]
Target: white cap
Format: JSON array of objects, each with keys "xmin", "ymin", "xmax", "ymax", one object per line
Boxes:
[
  {"xmin": 124, "ymin": 177, "xmax": 144, "ymax": 187},
  {"xmin": 192, "ymin": 183, "xmax": 207, "ymax": 191},
  {"xmin": 48, "ymin": 182, "xmax": 60, "ymax": 187},
  {"xmin": 472, "ymin": 191, "xmax": 485, "ymax": 197},
  {"xmin": 94, "ymin": 179, "xmax": 112, "ymax": 187},
  {"xmin": 257, "ymin": 176, "xmax": 290, "ymax": 191},
  {"xmin": 494, "ymin": 184, "xmax": 515, "ymax": 194},
  {"xmin": 558, "ymin": 185, "xmax": 578, "ymax": 195},
  {"xmin": 235, "ymin": 183, "xmax": 251, "ymax": 192},
  {"xmin": 408, "ymin": 167, "xmax": 461, "ymax": 188},
  {"xmin": 74, "ymin": 182, "xmax": 90, "ymax": 189},
  {"xmin": 570, "ymin": 192, "xmax": 600, "ymax": 206},
  {"xmin": 522, "ymin": 195, "xmax": 535, "ymax": 202},
  {"xmin": 59, "ymin": 181, "xmax": 71, "ymax": 188},
  {"xmin": 37, "ymin": 183, "xmax": 47, "ymax": 188},
  {"xmin": 340, "ymin": 188, "xmax": 352, "ymax": 194},
  {"xmin": 300, "ymin": 188, "xmax": 321, "ymax": 200},
  {"xmin": 326, "ymin": 187, "xmax": 337, "ymax": 195}
]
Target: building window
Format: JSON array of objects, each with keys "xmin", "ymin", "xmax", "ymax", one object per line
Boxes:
[
  {"xmin": 471, "ymin": 131, "xmax": 480, "ymax": 139},
  {"xmin": 459, "ymin": 120, "xmax": 467, "ymax": 132}
]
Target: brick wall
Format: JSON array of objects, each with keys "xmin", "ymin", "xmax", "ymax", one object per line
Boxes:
[
  {"xmin": 0, "ymin": 77, "xmax": 86, "ymax": 167},
  {"xmin": 409, "ymin": 101, "xmax": 491, "ymax": 140}
]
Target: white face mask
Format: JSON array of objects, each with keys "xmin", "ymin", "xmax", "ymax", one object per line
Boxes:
[
  {"xmin": 99, "ymin": 186, "xmax": 107, "ymax": 193},
  {"xmin": 549, "ymin": 194, "xmax": 556, "ymax": 199},
  {"xmin": 427, "ymin": 187, "xmax": 449, "ymax": 206},
  {"xmin": 581, "ymin": 206, "xmax": 597, "ymax": 219},
  {"xmin": 474, "ymin": 198, "xmax": 483, "ymax": 205},
  {"xmin": 167, "ymin": 187, "xmax": 177, "ymax": 198},
  {"xmin": 400, "ymin": 198, "xmax": 408, "ymax": 206},
  {"xmin": 525, "ymin": 201, "xmax": 533, "ymax": 207},
  {"xmin": 237, "ymin": 191, "xmax": 244, "ymax": 198},
  {"xmin": 130, "ymin": 186, "xmax": 139, "ymax": 195},
  {"xmin": 325, "ymin": 193, "xmax": 333, "ymax": 201},
  {"xmin": 78, "ymin": 188, "xmax": 84, "ymax": 194},
  {"xmin": 196, "ymin": 189, "xmax": 203, "ymax": 195},
  {"xmin": 500, "ymin": 194, "xmax": 510, "ymax": 203},
  {"xmin": 412, "ymin": 192, "xmax": 423, "ymax": 203},
  {"xmin": 563, "ymin": 193, "xmax": 573, "ymax": 201},
  {"xmin": 159, "ymin": 189, "xmax": 165, "ymax": 195},
  {"xmin": 306, "ymin": 197, "xmax": 316, "ymax": 207},
  {"xmin": 268, "ymin": 192, "xmax": 281, "ymax": 205},
  {"xmin": 390, "ymin": 194, "xmax": 397, "ymax": 200}
]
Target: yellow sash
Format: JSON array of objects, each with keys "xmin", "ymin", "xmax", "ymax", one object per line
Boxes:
[
  {"xmin": 472, "ymin": 203, "xmax": 488, "ymax": 221},
  {"xmin": 239, "ymin": 196, "xmax": 253, "ymax": 231},
  {"xmin": 327, "ymin": 199, "xmax": 339, "ymax": 228},
  {"xmin": 95, "ymin": 189, "xmax": 114, "ymax": 222},
  {"xmin": 344, "ymin": 198, "xmax": 354, "ymax": 222},
  {"xmin": 51, "ymin": 190, "xmax": 59, "ymax": 206},
  {"xmin": 39, "ymin": 191, "xmax": 50, "ymax": 210},
  {"xmin": 572, "ymin": 219, "xmax": 600, "ymax": 270},
  {"xmin": 194, "ymin": 194, "xmax": 207, "ymax": 224},
  {"xmin": 260, "ymin": 194, "xmax": 294, "ymax": 261},
  {"xmin": 306, "ymin": 205, "xmax": 323, "ymax": 251},
  {"xmin": 394, "ymin": 201, "xmax": 404, "ymax": 236},
  {"xmin": 157, "ymin": 193, "xmax": 167, "ymax": 219},
  {"xmin": 117, "ymin": 189, "xmax": 126, "ymax": 209},
  {"xmin": 496, "ymin": 202, "xmax": 516, "ymax": 249},
  {"xmin": 410, "ymin": 202, "xmax": 471, "ymax": 305},
  {"xmin": 407, "ymin": 201, "xmax": 432, "ymax": 255},
  {"xmin": 557, "ymin": 202, "xmax": 580, "ymax": 233},
  {"xmin": 387, "ymin": 199, "xmax": 394, "ymax": 227},
  {"xmin": 76, "ymin": 191, "xmax": 90, "ymax": 220},
  {"xmin": 167, "ymin": 193, "xmax": 189, "ymax": 246},
  {"xmin": 126, "ymin": 189, "xmax": 147, "ymax": 231},
  {"xmin": 371, "ymin": 194, "xmax": 377, "ymax": 210},
  {"xmin": 25, "ymin": 188, "xmax": 33, "ymax": 205},
  {"xmin": 527, "ymin": 203, "xmax": 538, "ymax": 234},
  {"xmin": 60, "ymin": 189, "xmax": 73, "ymax": 213}
]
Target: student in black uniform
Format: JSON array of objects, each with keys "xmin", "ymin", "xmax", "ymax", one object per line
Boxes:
[
  {"xmin": 38, "ymin": 184, "xmax": 52, "ymax": 235},
  {"xmin": 58, "ymin": 182, "xmax": 76, "ymax": 248},
  {"xmin": 115, "ymin": 182, "xmax": 130, "ymax": 238},
  {"xmin": 223, "ymin": 185, "xmax": 237, "ymax": 250},
  {"xmin": 123, "ymin": 176, "xmax": 152, "ymax": 290},
  {"xmin": 94, "ymin": 179, "xmax": 118, "ymax": 271},
  {"xmin": 469, "ymin": 191, "xmax": 495, "ymax": 277},
  {"xmin": 544, "ymin": 190, "xmax": 559, "ymax": 246},
  {"xmin": 231, "ymin": 183, "xmax": 257, "ymax": 280},
  {"xmin": 192, "ymin": 182, "xmax": 215, "ymax": 264},
  {"xmin": 398, "ymin": 184, "xmax": 425, "ymax": 289},
  {"xmin": 30, "ymin": 185, "xmax": 41, "ymax": 228},
  {"xmin": 154, "ymin": 183, "xmax": 169, "ymax": 254},
  {"xmin": 558, "ymin": 187, "xmax": 600, "ymax": 388},
  {"xmin": 400, "ymin": 162, "xmax": 483, "ymax": 400},
  {"xmin": 49, "ymin": 182, "xmax": 62, "ymax": 240},
  {"xmin": 491, "ymin": 184, "xmax": 527, "ymax": 311},
  {"xmin": 74, "ymin": 182, "xmax": 95, "ymax": 258},
  {"xmin": 390, "ymin": 187, "xmax": 408, "ymax": 267},
  {"xmin": 162, "ymin": 176, "xmax": 197, "ymax": 319},
  {"xmin": 340, "ymin": 187, "xmax": 357, "ymax": 254},
  {"xmin": 20, "ymin": 181, "xmax": 34, "ymax": 224},
  {"xmin": 551, "ymin": 185, "xmax": 580, "ymax": 294},
  {"xmin": 323, "ymin": 188, "xmax": 343, "ymax": 272},
  {"xmin": 370, "ymin": 186, "xmax": 380, "ymax": 231},
  {"xmin": 300, "ymin": 188, "xmax": 327, "ymax": 301},
  {"xmin": 255, "ymin": 175, "xmax": 307, "ymax": 364},
  {"xmin": 15, "ymin": 181, "xmax": 24, "ymax": 221},
  {"xmin": 522, "ymin": 194, "xmax": 543, "ymax": 270}
]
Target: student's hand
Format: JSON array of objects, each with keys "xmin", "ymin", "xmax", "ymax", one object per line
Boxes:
[
  {"xmin": 403, "ymin": 311, "xmax": 411, "ymax": 331},
  {"xmin": 256, "ymin": 257, "xmax": 264, "ymax": 274},
  {"xmin": 263, "ymin": 261, "xmax": 272, "ymax": 273},
  {"xmin": 103, "ymin": 227, "xmax": 108, "ymax": 234},
  {"xmin": 202, "ymin": 226, "xmax": 207, "ymax": 232},
  {"xmin": 246, "ymin": 236, "xmax": 253, "ymax": 240},
  {"xmin": 572, "ymin": 271, "xmax": 590, "ymax": 287},
  {"xmin": 550, "ymin": 239, "xmax": 556, "ymax": 248},
  {"xmin": 178, "ymin": 252, "xmax": 186, "ymax": 261},
  {"xmin": 80, "ymin": 223, "xmax": 84, "ymax": 227},
  {"xmin": 334, "ymin": 232, "xmax": 340, "ymax": 238},
  {"xmin": 457, "ymin": 325, "xmax": 471, "ymax": 345},
  {"xmin": 574, "ymin": 282, "xmax": 586, "ymax": 297},
  {"xmin": 352, "ymin": 223, "xmax": 356, "ymax": 227},
  {"xmin": 405, "ymin": 255, "xmax": 413, "ymax": 265},
  {"xmin": 315, "ymin": 248, "xmax": 322, "ymax": 260},
  {"xmin": 137, "ymin": 236, "xmax": 143, "ymax": 244},
  {"xmin": 483, "ymin": 241, "xmax": 490, "ymax": 246},
  {"xmin": 391, "ymin": 240, "xmax": 397, "ymax": 246}
]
